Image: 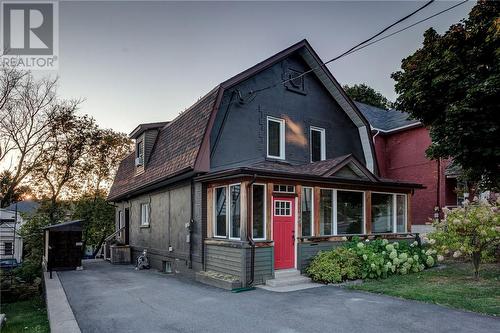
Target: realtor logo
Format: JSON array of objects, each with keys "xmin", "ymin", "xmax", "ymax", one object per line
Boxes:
[{"xmin": 1, "ymin": 1, "xmax": 58, "ymax": 69}]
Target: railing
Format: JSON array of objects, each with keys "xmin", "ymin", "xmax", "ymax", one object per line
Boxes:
[{"xmin": 97, "ymin": 226, "xmax": 126, "ymax": 261}]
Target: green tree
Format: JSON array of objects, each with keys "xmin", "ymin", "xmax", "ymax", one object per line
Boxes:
[
  {"xmin": 343, "ymin": 83, "xmax": 392, "ymax": 109},
  {"xmin": 392, "ymin": 0, "xmax": 500, "ymax": 189},
  {"xmin": 0, "ymin": 170, "xmax": 32, "ymax": 207}
]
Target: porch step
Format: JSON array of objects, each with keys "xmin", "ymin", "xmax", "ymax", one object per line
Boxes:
[{"xmin": 265, "ymin": 269, "xmax": 312, "ymax": 288}]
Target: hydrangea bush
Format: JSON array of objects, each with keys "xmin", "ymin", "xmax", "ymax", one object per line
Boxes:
[
  {"xmin": 428, "ymin": 198, "xmax": 500, "ymax": 278},
  {"xmin": 306, "ymin": 237, "xmax": 436, "ymax": 283}
]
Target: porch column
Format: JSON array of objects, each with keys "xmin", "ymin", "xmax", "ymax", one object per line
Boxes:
[
  {"xmin": 240, "ymin": 181, "xmax": 248, "ymax": 241},
  {"xmin": 365, "ymin": 191, "xmax": 372, "ymax": 234}
]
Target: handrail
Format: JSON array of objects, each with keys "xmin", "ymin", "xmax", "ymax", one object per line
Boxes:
[{"xmin": 105, "ymin": 226, "xmax": 126, "ymax": 242}]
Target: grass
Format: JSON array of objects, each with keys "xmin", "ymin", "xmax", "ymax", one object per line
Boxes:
[
  {"xmin": 348, "ymin": 262, "xmax": 500, "ymax": 316},
  {"xmin": 0, "ymin": 296, "xmax": 50, "ymax": 333}
]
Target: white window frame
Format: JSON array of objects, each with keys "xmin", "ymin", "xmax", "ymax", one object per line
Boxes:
[
  {"xmin": 140, "ymin": 203, "xmax": 150, "ymax": 226},
  {"xmin": 118, "ymin": 210, "xmax": 123, "ymax": 229},
  {"xmin": 336, "ymin": 189, "xmax": 366, "ymax": 235},
  {"xmin": 267, "ymin": 116, "xmax": 285, "ymax": 160},
  {"xmin": 273, "ymin": 184, "xmax": 295, "ymax": 193},
  {"xmin": 371, "ymin": 192, "xmax": 408, "ymax": 234},
  {"xmin": 252, "ymin": 183, "xmax": 267, "ymax": 241},
  {"xmin": 310, "ymin": 126, "xmax": 326, "ymax": 162},
  {"xmin": 274, "ymin": 200, "xmax": 292, "ymax": 216},
  {"xmin": 301, "ymin": 186, "xmax": 314, "ymax": 237},
  {"xmin": 213, "ymin": 184, "xmax": 242, "ymax": 240}
]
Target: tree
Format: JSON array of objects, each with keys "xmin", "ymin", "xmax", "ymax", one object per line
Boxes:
[
  {"xmin": 0, "ymin": 69, "xmax": 59, "ymax": 207},
  {"xmin": 428, "ymin": 198, "xmax": 500, "ymax": 278},
  {"xmin": 392, "ymin": 0, "xmax": 500, "ymax": 189},
  {"xmin": 0, "ymin": 170, "xmax": 32, "ymax": 206},
  {"xmin": 343, "ymin": 83, "xmax": 392, "ymax": 109}
]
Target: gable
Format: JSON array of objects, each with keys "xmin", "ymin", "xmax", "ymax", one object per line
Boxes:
[{"xmin": 333, "ymin": 165, "xmax": 367, "ymax": 179}]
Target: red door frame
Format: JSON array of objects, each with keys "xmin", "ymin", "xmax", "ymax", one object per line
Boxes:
[{"xmin": 273, "ymin": 196, "xmax": 295, "ymax": 270}]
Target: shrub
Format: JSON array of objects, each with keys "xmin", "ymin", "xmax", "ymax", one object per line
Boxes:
[
  {"xmin": 428, "ymin": 198, "xmax": 500, "ymax": 278},
  {"xmin": 307, "ymin": 237, "xmax": 436, "ymax": 283},
  {"xmin": 306, "ymin": 247, "xmax": 361, "ymax": 283}
]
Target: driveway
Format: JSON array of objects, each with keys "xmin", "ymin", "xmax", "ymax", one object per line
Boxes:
[{"xmin": 59, "ymin": 260, "xmax": 499, "ymax": 333}]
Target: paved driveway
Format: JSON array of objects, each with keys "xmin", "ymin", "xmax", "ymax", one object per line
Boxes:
[{"xmin": 59, "ymin": 260, "xmax": 499, "ymax": 333}]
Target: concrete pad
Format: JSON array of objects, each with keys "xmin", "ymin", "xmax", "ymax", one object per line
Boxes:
[
  {"xmin": 257, "ymin": 281, "xmax": 324, "ymax": 292},
  {"xmin": 44, "ymin": 271, "xmax": 81, "ymax": 333}
]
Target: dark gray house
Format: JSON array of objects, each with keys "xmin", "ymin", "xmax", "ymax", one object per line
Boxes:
[{"xmin": 108, "ymin": 40, "xmax": 421, "ymax": 288}]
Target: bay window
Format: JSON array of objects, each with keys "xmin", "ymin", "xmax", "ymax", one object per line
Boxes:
[
  {"xmin": 372, "ymin": 193, "xmax": 407, "ymax": 233},
  {"xmin": 214, "ymin": 184, "xmax": 242, "ymax": 239},
  {"xmin": 214, "ymin": 187, "xmax": 227, "ymax": 237},
  {"xmin": 319, "ymin": 189, "xmax": 333, "ymax": 235},
  {"xmin": 301, "ymin": 187, "xmax": 313, "ymax": 236},
  {"xmin": 337, "ymin": 191, "xmax": 363, "ymax": 234},
  {"xmin": 396, "ymin": 194, "xmax": 407, "ymax": 232},
  {"xmin": 229, "ymin": 185, "xmax": 241, "ymax": 239},
  {"xmin": 252, "ymin": 184, "xmax": 266, "ymax": 240}
]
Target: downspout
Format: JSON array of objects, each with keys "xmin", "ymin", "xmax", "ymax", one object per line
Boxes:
[{"xmin": 246, "ymin": 174, "xmax": 257, "ymax": 286}]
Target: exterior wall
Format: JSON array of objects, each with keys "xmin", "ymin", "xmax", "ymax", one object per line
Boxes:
[
  {"xmin": 210, "ymin": 53, "xmax": 366, "ymax": 170},
  {"xmin": 374, "ymin": 127, "xmax": 456, "ymax": 225},
  {"xmin": 0, "ymin": 209, "xmax": 24, "ymax": 263},
  {"xmin": 114, "ymin": 181, "xmax": 203, "ymax": 272}
]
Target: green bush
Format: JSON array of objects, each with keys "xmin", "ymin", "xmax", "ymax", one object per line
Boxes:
[
  {"xmin": 306, "ymin": 238, "xmax": 437, "ymax": 283},
  {"xmin": 306, "ymin": 247, "xmax": 361, "ymax": 283},
  {"xmin": 14, "ymin": 259, "xmax": 42, "ymax": 284}
]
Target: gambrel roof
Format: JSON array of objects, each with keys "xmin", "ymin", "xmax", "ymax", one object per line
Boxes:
[{"xmin": 108, "ymin": 40, "xmax": 378, "ymax": 201}]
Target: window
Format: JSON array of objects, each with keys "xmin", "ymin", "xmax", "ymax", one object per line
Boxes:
[
  {"xmin": 267, "ymin": 117, "xmax": 285, "ymax": 159},
  {"xmin": 320, "ymin": 189, "xmax": 333, "ymax": 235},
  {"xmin": 214, "ymin": 187, "xmax": 227, "ymax": 237},
  {"xmin": 301, "ymin": 187, "xmax": 313, "ymax": 236},
  {"xmin": 136, "ymin": 141, "xmax": 143, "ymax": 159},
  {"xmin": 310, "ymin": 127, "xmax": 326, "ymax": 162},
  {"xmin": 229, "ymin": 185, "xmax": 241, "ymax": 239},
  {"xmin": 396, "ymin": 195, "xmax": 407, "ymax": 233},
  {"xmin": 371, "ymin": 193, "xmax": 394, "ymax": 233},
  {"xmin": 214, "ymin": 184, "xmax": 242, "ymax": 239},
  {"xmin": 252, "ymin": 184, "xmax": 266, "ymax": 240},
  {"xmin": 274, "ymin": 201, "xmax": 291, "ymax": 216},
  {"xmin": 337, "ymin": 191, "xmax": 363, "ymax": 234},
  {"xmin": 273, "ymin": 184, "xmax": 295, "ymax": 193},
  {"xmin": 3, "ymin": 242, "xmax": 13, "ymax": 255},
  {"xmin": 118, "ymin": 210, "xmax": 123, "ymax": 239},
  {"xmin": 140, "ymin": 203, "xmax": 150, "ymax": 226}
]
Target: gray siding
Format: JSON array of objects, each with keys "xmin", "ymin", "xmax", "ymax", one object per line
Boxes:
[
  {"xmin": 205, "ymin": 244, "xmax": 242, "ymax": 277},
  {"xmin": 246, "ymin": 246, "xmax": 273, "ymax": 285},
  {"xmin": 210, "ymin": 53, "xmax": 365, "ymax": 170},
  {"xmin": 297, "ymin": 241, "xmax": 343, "ymax": 272}
]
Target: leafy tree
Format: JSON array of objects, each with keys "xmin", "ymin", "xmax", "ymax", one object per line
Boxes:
[
  {"xmin": 392, "ymin": 0, "xmax": 500, "ymax": 189},
  {"xmin": 72, "ymin": 192, "xmax": 115, "ymax": 257},
  {"xmin": 428, "ymin": 198, "xmax": 500, "ymax": 278},
  {"xmin": 0, "ymin": 170, "xmax": 32, "ymax": 207},
  {"xmin": 343, "ymin": 83, "xmax": 392, "ymax": 109}
]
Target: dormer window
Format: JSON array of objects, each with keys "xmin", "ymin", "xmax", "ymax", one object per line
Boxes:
[
  {"xmin": 310, "ymin": 126, "xmax": 326, "ymax": 162},
  {"xmin": 267, "ymin": 116, "xmax": 285, "ymax": 160},
  {"xmin": 135, "ymin": 140, "xmax": 144, "ymax": 166}
]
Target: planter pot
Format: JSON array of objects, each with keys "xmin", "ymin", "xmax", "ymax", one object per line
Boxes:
[{"xmin": 110, "ymin": 245, "xmax": 131, "ymax": 264}]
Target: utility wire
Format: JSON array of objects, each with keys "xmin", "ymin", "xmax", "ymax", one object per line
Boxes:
[{"xmin": 249, "ymin": 0, "xmax": 467, "ymax": 95}]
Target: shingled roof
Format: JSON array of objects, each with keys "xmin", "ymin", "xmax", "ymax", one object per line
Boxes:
[
  {"xmin": 355, "ymin": 101, "xmax": 421, "ymax": 133},
  {"xmin": 108, "ymin": 87, "xmax": 220, "ymax": 201}
]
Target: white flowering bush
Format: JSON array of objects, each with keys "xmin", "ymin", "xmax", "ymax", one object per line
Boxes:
[
  {"xmin": 307, "ymin": 237, "xmax": 436, "ymax": 283},
  {"xmin": 428, "ymin": 198, "xmax": 500, "ymax": 278}
]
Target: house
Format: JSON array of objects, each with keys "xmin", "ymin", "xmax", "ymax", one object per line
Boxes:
[
  {"xmin": 0, "ymin": 201, "xmax": 39, "ymax": 263},
  {"xmin": 108, "ymin": 40, "xmax": 422, "ymax": 288},
  {"xmin": 355, "ymin": 102, "xmax": 462, "ymax": 233}
]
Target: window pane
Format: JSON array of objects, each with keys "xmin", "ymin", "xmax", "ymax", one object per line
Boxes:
[
  {"xmin": 215, "ymin": 187, "xmax": 227, "ymax": 237},
  {"xmin": 396, "ymin": 195, "xmax": 406, "ymax": 232},
  {"xmin": 268, "ymin": 120, "xmax": 281, "ymax": 157},
  {"xmin": 301, "ymin": 188, "xmax": 313, "ymax": 236},
  {"xmin": 252, "ymin": 185, "xmax": 265, "ymax": 239},
  {"xmin": 320, "ymin": 189, "xmax": 333, "ymax": 235},
  {"xmin": 337, "ymin": 191, "xmax": 363, "ymax": 234},
  {"xmin": 4, "ymin": 242, "xmax": 13, "ymax": 255},
  {"xmin": 311, "ymin": 130, "xmax": 322, "ymax": 162},
  {"xmin": 141, "ymin": 204, "xmax": 149, "ymax": 225},
  {"xmin": 372, "ymin": 193, "xmax": 393, "ymax": 233},
  {"xmin": 230, "ymin": 185, "xmax": 241, "ymax": 238}
]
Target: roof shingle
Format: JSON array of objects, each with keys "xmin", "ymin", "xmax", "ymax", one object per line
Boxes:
[{"xmin": 355, "ymin": 101, "xmax": 420, "ymax": 132}]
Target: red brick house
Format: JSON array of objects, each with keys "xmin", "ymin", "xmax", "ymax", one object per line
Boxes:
[{"xmin": 356, "ymin": 102, "xmax": 462, "ymax": 233}]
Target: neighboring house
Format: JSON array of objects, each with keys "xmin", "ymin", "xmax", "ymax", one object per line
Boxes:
[
  {"xmin": 0, "ymin": 200, "xmax": 40, "ymax": 263},
  {"xmin": 108, "ymin": 40, "xmax": 422, "ymax": 288},
  {"xmin": 355, "ymin": 102, "xmax": 462, "ymax": 233}
]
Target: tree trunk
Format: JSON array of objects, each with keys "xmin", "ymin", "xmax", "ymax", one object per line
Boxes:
[{"xmin": 472, "ymin": 251, "xmax": 481, "ymax": 279}]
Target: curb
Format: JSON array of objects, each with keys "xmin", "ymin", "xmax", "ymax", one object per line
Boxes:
[{"xmin": 43, "ymin": 271, "xmax": 81, "ymax": 333}]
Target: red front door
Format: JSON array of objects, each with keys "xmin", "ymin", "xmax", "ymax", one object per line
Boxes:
[{"xmin": 273, "ymin": 197, "xmax": 295, "ymax": 269}]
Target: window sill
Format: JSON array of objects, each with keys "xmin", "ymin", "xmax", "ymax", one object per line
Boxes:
[{"xmin": 140, "ymin": 224, "xmax": 150, "ymax": 228}]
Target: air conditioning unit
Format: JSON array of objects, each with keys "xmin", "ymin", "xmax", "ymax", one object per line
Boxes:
[{"xmin": 135, "ymin": 157, "xmax": 143, "ymax": 166}]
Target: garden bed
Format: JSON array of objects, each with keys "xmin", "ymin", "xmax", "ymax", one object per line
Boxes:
[{"xmin": 348, "ymin": 262, "xmax": 500, "ymax": 316}]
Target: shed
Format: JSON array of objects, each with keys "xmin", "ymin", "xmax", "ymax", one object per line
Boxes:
[{"xmin": 43, "ymin": 220, "xmax": 83, "ymax": 271}]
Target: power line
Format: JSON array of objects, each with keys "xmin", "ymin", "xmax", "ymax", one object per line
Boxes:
[{"xmin": 249, "ymin": 0, "xmax": 468, "ymax": 96}]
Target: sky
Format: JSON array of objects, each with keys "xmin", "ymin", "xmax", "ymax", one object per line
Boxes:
[{"xmin": 55, "ymin": 1, "xmax": 475, "ymax": 134}]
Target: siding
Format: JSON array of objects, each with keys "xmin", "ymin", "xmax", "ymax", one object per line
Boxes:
[
  {"xmin": 205, "ymin": 244, "xmax": 242, "ymax": 277},
  {"xmin": 297, "ymin": 241, "xmax": 343, "ymax": 272},
  {"xmin": 246, "ymin": 246, "xmax": 273, "ymax": 285}
]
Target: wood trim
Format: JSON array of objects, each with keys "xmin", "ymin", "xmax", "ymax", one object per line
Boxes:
[
  {"xmin": 407, "ymin": 193, "xmax": 412, "ymax": 233},
  {"xmin": 266, "ymin": 182, "xmax": 273, "ymax": 240},
  {"xmin": 365, "ymin": 191, "xmax": 372, "ymax": 234},
  {"xmin": 240, "ymin": 181, "xmax": 248, "ymax": 240},
  {"xmin": 313, "ymin": 186, "xmax": 320, "ymax": 237},
  {"xmin": 207, "ymin": 187, "xmax": 213, "ymax": 238}
]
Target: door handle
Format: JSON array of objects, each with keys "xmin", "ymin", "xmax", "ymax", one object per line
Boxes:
[{"xmin": 292, "ymin": 231, "xmax": 295, "ymax": 242}]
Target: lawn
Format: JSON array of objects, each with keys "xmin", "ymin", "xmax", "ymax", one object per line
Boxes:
[
  {"xmin": 348, "ymin": 262, "xmax": 500, "ymax": 316},
  {"xmin": 0, "ymin": 296, "xmax": 49, "ymax": 333}
]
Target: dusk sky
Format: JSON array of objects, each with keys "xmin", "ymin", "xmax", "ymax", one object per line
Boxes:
[{"xmin": 56, "ymin": 1, "xmax": 475, "ymax": 134}]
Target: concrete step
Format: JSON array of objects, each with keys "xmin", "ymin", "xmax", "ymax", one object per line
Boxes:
[
  {"xmin": 265, "ymin": 275, "xmax": 312, "ymax": 288},
  {"xmin": 274, "ymin": 269, "xmax": 301, "ymax": 279}
]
